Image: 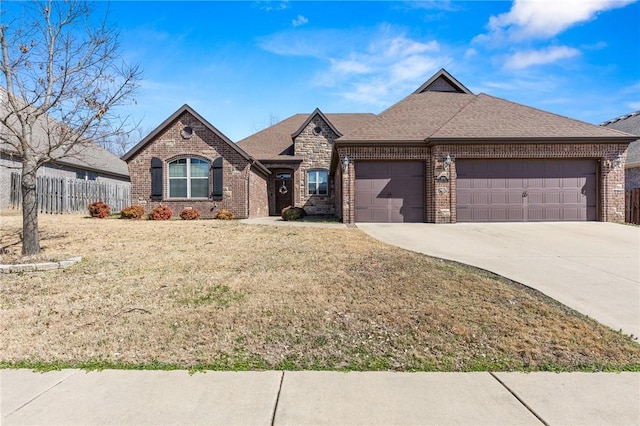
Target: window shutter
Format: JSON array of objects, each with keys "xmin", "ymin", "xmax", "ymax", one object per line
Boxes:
[
  {"xmin": 212, "ymin": 157, "xmax": 223, "ymax": 199},
  {"xmin": 151, "ymin": 157, "xmax": 163, "ymax": 200}
]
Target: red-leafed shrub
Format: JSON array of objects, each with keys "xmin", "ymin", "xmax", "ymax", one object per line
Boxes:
[
  {"xmin": 88, "ymin": 201, "xmax": 111, "ymax": 218},
  {"xmin": 180, "ymin": 208, "xmax": 200, "ymax": 220},
  {"xmin": 120, "ymin": 205, "xmax": 145, "ymax": 219},
  {"xmin": 148, "ymin": 205, "xmax": 173, "ymax": 220},
  {"xmin": 214, "ymin": 209, "xmax": 235, "ymax": 220}
]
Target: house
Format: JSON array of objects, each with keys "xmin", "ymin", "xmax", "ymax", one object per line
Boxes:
[
  {"xmin": 122, "ymin": 104, "xmax": 270, "ymax": 219},
  {"xmin": 601, "ymin": 111, "xmax": 640, "ymax": 190},
  {"xmin": 237, "ymin": 110, "xmax": 376, "ymax": 216},
  {"xmin": 241, "ymin": 69, "xmax": 635, "ymax": 223},
  {"xmin": 125, "ymin": 69, "xmax": 635, "ymax": 223},
  {"xmin": 0, "ymin": 96, "xmax": 130, "ymax": 210}
]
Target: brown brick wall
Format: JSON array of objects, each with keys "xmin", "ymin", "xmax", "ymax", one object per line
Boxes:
[
  {"xmin": 126, "ymin": 111, "xmax": 265, "ymax": 219},
  {"xmin": 293, "ymin": 116, "xmax": 337, "ymax": 215},
  {"xmin": 336, "ymin": 146, "xmax": 431, "ymax": 223},
  {"xmin": 248, "ymin": 169, "xmax": 269, "ymax": 218},
  {"xmin": 433, "ymin": 143, "xmax": 628, "ymax": 223},
  {"xmin": 337, "ymin": 143, "xmax": 628, "ymax": 224}
]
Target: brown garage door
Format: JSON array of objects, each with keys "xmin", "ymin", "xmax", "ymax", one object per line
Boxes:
[
  {"xmin": 355, "ymin": 161, "xmax": 424, "ymax": 222},
  {"xmin": 456, "ymin": 159, "xmax": 597, "ymax": 222}
]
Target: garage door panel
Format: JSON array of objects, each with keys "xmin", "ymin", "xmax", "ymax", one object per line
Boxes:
[
  {"xmin": 457, "ymin": 159, "xmax": 596, "ymax": 222},
  {"xmin": 355, "ymin": 161, "xmax": 424, "ymax": 223}
]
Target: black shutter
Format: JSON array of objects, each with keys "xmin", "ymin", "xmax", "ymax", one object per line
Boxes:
[
  {"xmin": 151, "ymin": 157, "xmax": 163, "ymax": 200},
  {"xmin": 212, "ymin": 157, "xmax": 223, "ymax": 199}
]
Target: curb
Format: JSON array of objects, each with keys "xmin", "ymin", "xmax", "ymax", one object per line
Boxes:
[{"xmin": 0, "ymin": 256, "xmax": 82, "ymax": 274}]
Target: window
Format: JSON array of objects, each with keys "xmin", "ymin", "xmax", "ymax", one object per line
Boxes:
[
  {"xmin": 168, "ymin": 158, "xmax": 209, "ymax": 198},
  {"xmin": 307, "ymin": 169, "xmax": 328, "ymax": 196}
]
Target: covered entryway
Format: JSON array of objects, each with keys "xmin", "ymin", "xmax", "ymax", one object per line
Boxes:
[
  {"xmin": 355, "ymin": 161, "xmax": 424, "ymax": 222},
  {"xmin": 274, "ymin": 171, "xmax": 293, "ymax": 214},
  {"xmin": 456, "ymin": 159, "xmax": 597, "ymax": 222}
]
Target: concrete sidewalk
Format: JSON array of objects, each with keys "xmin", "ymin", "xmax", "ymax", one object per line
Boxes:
[{"xmin": 1, "ymin": 369, "xmax": 638, "ymax": 425}]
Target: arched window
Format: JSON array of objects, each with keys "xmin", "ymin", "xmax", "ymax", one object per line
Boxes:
[
  {"xmin": 168, "ymin": 158, "xmax": 209, "ymax": 198},
  {"xmin": 307, "ymin": 169, "xmax": 328, "ymax": 196}
]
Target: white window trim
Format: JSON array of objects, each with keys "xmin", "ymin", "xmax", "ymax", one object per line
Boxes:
[
  {"xmin": 307, "ymin": 169, "xmax": 329, "ymax": 196},
  {"xmin": 168, "ymin": 158, "xmax": 209, "ymax": 199}
]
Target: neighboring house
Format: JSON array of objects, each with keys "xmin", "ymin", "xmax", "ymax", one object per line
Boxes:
[
  {"xmin": 241, "ymin": 69, "xmax": 635, "ymax": 223},
  {"xmin": 601, "ymin": 111, "xmax": 640, "ymax": 190},
  {"xmin": 122, "ymin": 104, "xmax": 270, "ymax": 219},
  {"xmin": 0, "ymin": 97, "xmax": 130, "ymax": 210}
]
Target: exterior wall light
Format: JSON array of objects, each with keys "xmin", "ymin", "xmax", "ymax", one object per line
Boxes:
[
  {"xmin": 444, "ymin": 154, "xmax": 452, "ymax": 167},
  {"xmin": 342, "ymin": 156, "xmax": 350, "ymax": 172}
]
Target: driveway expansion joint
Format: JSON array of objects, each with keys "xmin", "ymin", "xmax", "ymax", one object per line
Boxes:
[
  {"xmin": 490, "ymin": 372, "xmax": 548, "ymax": 426},
  {"xmin": 270, "ymin": 371, "xmax": 285, "ymax": 426},
  {"xmin": 2, "ymin": 369, "xmax": 80, "ymax": 421}
]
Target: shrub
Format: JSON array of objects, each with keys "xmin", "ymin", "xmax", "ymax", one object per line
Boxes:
[
  {"xmin": 120, "ymin": 205, "xmax": 145, "ymax": 219},
  {"xmin": 148, "ymin": 205, "xmax": 173, "ymax": 220},
  {"xmin": 180, "ymin": 208, "xmax": 200, "ymax": 220},
  {"xmin": 281, "ymin": 206, "xmax": 306, "ymax": 221},
  {"xmin": 88, "ymin": 201, "xmax": 111, "ymax": 218},
  {"xmin": 214, "ymin": 209, "xmax": 235, "ymax": 220}
]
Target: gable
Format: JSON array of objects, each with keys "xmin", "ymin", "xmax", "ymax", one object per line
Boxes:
[{"xmin": 413, "ymin": 68, "xmax": 473, "ymax": 94}]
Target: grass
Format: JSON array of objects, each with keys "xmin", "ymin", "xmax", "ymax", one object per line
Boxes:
[{"xmin": 1, "ymin": 211, "xmax": 639, "ymax": 372}]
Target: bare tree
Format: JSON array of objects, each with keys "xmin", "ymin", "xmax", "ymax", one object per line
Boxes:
[{"xmin": 0, "ymin": 0, "xmax": 141, "ymax": 255}]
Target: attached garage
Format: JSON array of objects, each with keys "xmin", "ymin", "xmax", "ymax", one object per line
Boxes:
[
  {"xmin": 355, "ymin": 161, "xmax": 424, "ymax": 222},
  {"xmin": 456, "ymin": 159, "xmax": 597, "ymax": 222}
]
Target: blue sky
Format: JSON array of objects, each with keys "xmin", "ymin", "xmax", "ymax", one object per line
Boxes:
[{"xmin": 56, "ymin": 1, "xmax": 640, "ymax": 141}]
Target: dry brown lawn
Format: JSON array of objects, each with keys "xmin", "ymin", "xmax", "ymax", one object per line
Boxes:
[{"xmin": 1, "ymin": 211, "xmax": 639, "ymax": 371}]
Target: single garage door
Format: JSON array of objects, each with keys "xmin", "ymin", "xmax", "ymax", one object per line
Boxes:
[
  {"xmin": 456, "ymin": 159, "xmax": 597, "ymax": 222},
  {"xmin": 355, "ymin": 161, "xmax": 424, "ymax": 222}
]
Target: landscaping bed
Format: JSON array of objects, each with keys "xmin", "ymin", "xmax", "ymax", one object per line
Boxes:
[{"xmin": 1, "ymin": 212, "xmax": 639, "ymax": 372}]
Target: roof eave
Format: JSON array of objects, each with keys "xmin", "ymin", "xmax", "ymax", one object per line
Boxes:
[
  {"xmin": 335, "ymin": 139, "xmax": 427, "ymax": 147},
  {"xmin": 428, "ymin": 136, "xmax": 638, "ymax": 145}
]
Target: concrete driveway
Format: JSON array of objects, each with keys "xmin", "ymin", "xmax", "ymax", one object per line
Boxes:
[{"xmin": 357, "ymin": 222, "xmax": 640, "ymax": 339}]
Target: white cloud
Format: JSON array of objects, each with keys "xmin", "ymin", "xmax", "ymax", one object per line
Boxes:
[
  {"xmin": 504, "ymin": 46, "xmax": 580, "ymax": 70},
  {"xmin": 484, "ymin": 0, "xmax": 636, "ymax": 41},
  {"xmin": 259, "ymin": 27, "xmax": 451, "ymax": 105},
  {"xmin": 254, "ymin": 1, "xmax": 289, "ymax": 12},
  {"xmin": 331, "ymin": 59, "xmax": 372, "ymax": 75},
  {"xmin": 627, "ymin": 101, "xmax": 640, "ymax": 111},
  {"xmin": 292, "ymin": 15, "xmax": 308, "ymax": 27}
]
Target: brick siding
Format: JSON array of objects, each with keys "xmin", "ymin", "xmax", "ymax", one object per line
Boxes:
[
  {"xmin": 337, "ymin": 143, "xmax": 628, "ymax": 224},
  {"xmin": 126, "ymin": 110, "xmax": 267, "ymax": 219}
]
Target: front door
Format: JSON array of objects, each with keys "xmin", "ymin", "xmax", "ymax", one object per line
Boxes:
[{"xmin": 275, "ymin": 172, "xmax": 293, "ymax": 214}]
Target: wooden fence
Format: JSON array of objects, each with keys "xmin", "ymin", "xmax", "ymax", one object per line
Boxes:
[
  {"xmin": 10, "ymin": 172, "xmax": 131, "ymax": 214},
  {"xmin": 626, "ymin": 188, "xmax": 640, "ymax": 225}
]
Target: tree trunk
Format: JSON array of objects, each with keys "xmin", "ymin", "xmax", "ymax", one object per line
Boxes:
[{"xmin": 21, "ymin": 158, "xmax": 40, "ymax": 256}]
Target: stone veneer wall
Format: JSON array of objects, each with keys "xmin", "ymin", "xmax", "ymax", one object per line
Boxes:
[
  {"xmin": 293, "ymin": 116, "xmax": 338, "ymax": 215},
  {"xmin": 337, "ymin": 143, "xmax": 628, "ymax": 224},
  {"xmin": 127, "ymin": 111, "xmax": 266, "ymax": 219}
]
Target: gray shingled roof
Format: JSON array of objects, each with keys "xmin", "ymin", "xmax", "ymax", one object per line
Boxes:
[
  {"xmin": 0, "ymin": 95, "xmax": 129, "ymax": 178},
  {"xmin": 339, "ymin": 91, "xmax": 635, "ymax": 143},
  {"xmin": 601, "ymin": 112, "xmax": 640, "ymax": 167},
  {"xmin": 237, "ymin": 112, "xmax": 376, "ymax": 160}
]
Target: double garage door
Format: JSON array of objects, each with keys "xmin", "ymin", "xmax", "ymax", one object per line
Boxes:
[
  {"xmin": 456, "ymin": 159, "xmax": 597, "ymax": 222},
  {"xmin": 354, "ymin": 159, "xmax": 597, "ymax": 223},
  {"xmin": 355, "ymin": 162, "xmax": 424, "ymax": 222}
]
